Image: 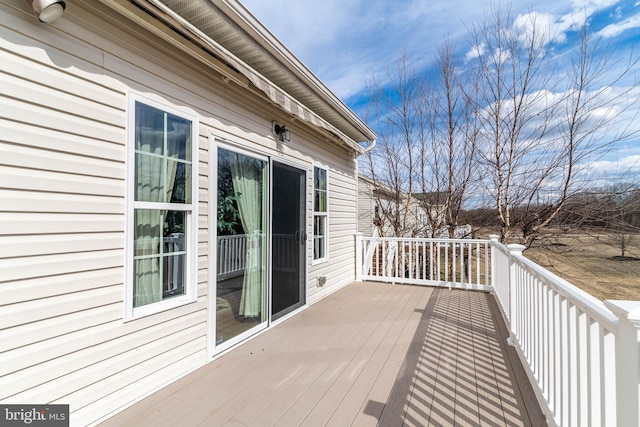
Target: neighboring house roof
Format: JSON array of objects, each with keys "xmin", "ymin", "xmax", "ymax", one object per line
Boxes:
[
  {"xmin": 414, "ymin": 192, "xmax": 446, "ymax": 206},
  {"xmin": 358, "ymin": 175, "xmax": 397, "ymax": 199},
  {"xmin": 110, "ymin": 0, "xmax": 377, "ymax": 154}
]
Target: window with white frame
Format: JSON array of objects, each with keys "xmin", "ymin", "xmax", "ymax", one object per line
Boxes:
[
  {"xmin": 127, "ymin": 95, "xmax": 197, "ymax": 317},
  {"xmin": 313, "ymin": 166, "xmax": 328, "ymax": 261}
]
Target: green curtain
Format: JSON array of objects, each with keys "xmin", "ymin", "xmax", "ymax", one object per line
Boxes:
[
  {"xmin": 230, "ymin": 153, "xmax": 267, "ymax": 318},
  {"xmin": 134, "ymin": 151, "xmax": 165, "ymax": 307},
  {"xmin": 133, "ymin": 106, "xmax": 187, "ymax": 307}
]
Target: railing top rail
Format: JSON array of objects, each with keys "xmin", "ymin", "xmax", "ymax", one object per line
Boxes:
[
  {"xmin": 359, "ymin": 236, "xmax": 490, "ymax": 244},
  {"xmin": 513, "ymin": 253, "xmax": 619, "ymax": 329},
  {"xmin": 490, "ymin": 239, "xmax": 510, "ymax": 255}
]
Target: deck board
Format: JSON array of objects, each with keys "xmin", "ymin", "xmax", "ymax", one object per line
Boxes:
[{"xmin": 99, "ymin": 282, "xmax": 547, "ymax": 426}]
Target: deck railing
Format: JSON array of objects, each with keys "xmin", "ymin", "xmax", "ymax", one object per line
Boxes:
[
  {"xmin": 163, "ymin": 234, "xmax": 185, "ymax": 295},
  {"xmin": 356, "ymin": 233, "xmax": 640, "ymax": 427},
  {"xmin": 217, "ymin": 234, "xmax": 247, "ymax": 279},
  {"xmin": 217, "ymin": 234, "xmax": 298, "ymax": 279},
  {"xmin": 357, "ymin": 235, "xmax": 492, "ymax": 291}
]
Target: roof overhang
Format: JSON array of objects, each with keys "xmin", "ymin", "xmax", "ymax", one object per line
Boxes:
[{"xmin": 100, "ymin": 0, "xmax": 376, "ymax": 154}]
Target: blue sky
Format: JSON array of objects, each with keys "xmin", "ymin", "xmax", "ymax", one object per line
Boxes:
[{"xmin": 242, "ymin": 0, "xmax": 640, "ymax": 180}]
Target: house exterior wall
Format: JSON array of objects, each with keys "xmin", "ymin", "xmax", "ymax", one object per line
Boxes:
[
  {"xmin": 357, "ymin": 177, "xmax": 376, "ymax": 236},
  {"xmin": 357, "ymin": 177, "xmax": 430, "ymax": 238},
  {"xmin": 309, "ymin": 151, "xmax": 359, "ymax": 303},
  {"xmin": 0, "ymin": 1, "xmax": 359, "ymax": 424},
  {"xmin": 357, "ymin": 177, "xmax": 465, "ymax": 238}
]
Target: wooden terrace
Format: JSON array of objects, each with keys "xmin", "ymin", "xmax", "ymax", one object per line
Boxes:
[{"xmin": 100, "ymin": 281, "xmax": 546, "ymax": 426}]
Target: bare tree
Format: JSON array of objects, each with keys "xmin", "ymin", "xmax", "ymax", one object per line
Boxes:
[
  {"xmin": 362, "ymin": 51, "xmax": 423, "ymax": 237},
  {"xmin": 362, "ymin": 44, "xmax": 480, "ymax": 238},
  {"xmin": 469, "ymin": 7, "xmax": 639, "ymax": 246},
  {"xmin": 608, "ymin": 186, "xmax": 640, "ymax": 257},
  {"xmin": 469, "ymin": 6, "xmax": 557, "ymax": 245},
  {"xmin": 362, "ymin": 5, "xmax": 638, "ymax": 245},
  {"xmin": 559, "ymin": 184, "xmax": 640, "ymax": 257},
  {"xmin": 422, "ymin": 39, "xmax": 479, "ymax": 238}
]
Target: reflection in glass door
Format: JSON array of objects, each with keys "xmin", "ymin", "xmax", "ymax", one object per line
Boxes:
[
  {"xmin": 271, "ymin": 162, "xmax": 306, "ymax": 320},
  {"xmin": 216, "ymin": 148, "xmax": 268, "ymax": 347}
]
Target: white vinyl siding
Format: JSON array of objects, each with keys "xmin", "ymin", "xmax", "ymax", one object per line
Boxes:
[
  {"xmin": 306, "ymin": 146, "xmax": 359, "ymax": 304},
  {"xmin": 0, "ymin": 3, "xmax": 209, "ymax": 425},
  {"xmin": 357, "ymin": 177, "xmax": 376, "ymax": 236},
  {"xmin": 0, "ymin": 0, "xmax": 361, "ymax": 425}
]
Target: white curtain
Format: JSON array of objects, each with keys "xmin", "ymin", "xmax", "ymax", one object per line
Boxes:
[{"xmin": 230, "ymin": 153, "xmax": 267, "ymax": 318}]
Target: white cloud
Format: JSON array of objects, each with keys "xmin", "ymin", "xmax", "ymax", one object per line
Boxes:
[
  {"xmin": 570, "ymin": 0, "xmax": 620, "ymax": 14},
  {"xmin": 243, "ymin": 0, "xmax": 493, "ymax": 99},
  {"xmin": 242, "ymin": 0, "xmax": 639, "ymax": 109},
  {"xmin": 598, "ymin": 12, "xmax": 640, "ymax": 37},
  {"xmin": 588, "ymin": 154, "xmax": 640, "ymax": 181},
  {"xmin": 243, "ymin": 0, "xmax": 356, "ymax": 60},
  {"xmin": 466, "ymin": 42, "xmax": 486, "ymax": 61},
  {"xmin": 514, "ymin": 11, "xmax": 564, "ymax": 44}
]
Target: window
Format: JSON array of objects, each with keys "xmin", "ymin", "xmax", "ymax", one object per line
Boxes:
[
  {"xmin": 127, "ymin": 95, "xmax": 197, "ymax": 317},
  {"xmin": 374, "ymin": 205, "xmax": 382, "ymax": 226},
  {"xmin": 313, "ymin": 166, "xmax": 328, "ymax": 261}
]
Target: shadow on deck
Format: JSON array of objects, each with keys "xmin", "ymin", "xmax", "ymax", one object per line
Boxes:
[{"xmin": 100, "ymin": 282, "xmax": 546, "ymax": 426}]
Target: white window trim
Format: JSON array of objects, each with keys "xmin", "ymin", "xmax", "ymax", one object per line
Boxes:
[
  {"xmin": 125, "ymin": 92, "xmax": 199, "ymax": 320},
  {"xmin": 312, "ymin": 164, "xmax": 329, "ymax": 265}
]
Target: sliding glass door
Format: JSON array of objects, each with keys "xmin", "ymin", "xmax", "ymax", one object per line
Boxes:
[
  {"xmin": 271, "ymin": 162, "xmax": 306, "ymax": 320},
  {"xmin": 216, "ymin": 148, "xmax": 268, "ymax": 347},
  {"xmin": 214, "ymin": 147, "xmax": 308, "ymax": 351}
]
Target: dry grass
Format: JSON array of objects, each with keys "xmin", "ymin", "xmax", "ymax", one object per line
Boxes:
[{"xmin": 524, "ymin": 232, "xmax": 640, "ymax": 301}]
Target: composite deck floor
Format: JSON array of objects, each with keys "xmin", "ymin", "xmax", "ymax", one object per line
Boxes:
[{"xmin": 100, "ymin": 282, "xmax": 546, "ymax": 426}]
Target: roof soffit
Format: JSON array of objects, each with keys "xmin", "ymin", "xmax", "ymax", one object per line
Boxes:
[{"xmin": 149, "ymin": 0, "xmax": 375, "ymax": 148}]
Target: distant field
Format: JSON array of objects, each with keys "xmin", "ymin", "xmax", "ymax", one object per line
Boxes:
[{"xmin": 521, "ymin": 233, "xmax": 640, "ymax": 301}]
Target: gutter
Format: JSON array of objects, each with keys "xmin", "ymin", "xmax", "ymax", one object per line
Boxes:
[{"xmin": 362, "ymin": 138, "xmax": 376, "ymax": 153}]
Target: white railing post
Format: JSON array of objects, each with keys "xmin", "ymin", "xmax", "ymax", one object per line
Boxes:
[
  {"xmin": 507, "ymin": 243, "xmax": 526, "ymax": 347},
  {"xmin": 490, "ymin": 235, "xmax": 511, "ymax": 319},
  {"xmin": 489, "ymin": 235, "xmax": 500, "ymax": 288},
  {"xmin": 355, "ymin": 233, "xmax": 363, "ymax": 282},
  {"xmin": 604, "ymin": 300, "xmax": 640, "ymax": 427}
]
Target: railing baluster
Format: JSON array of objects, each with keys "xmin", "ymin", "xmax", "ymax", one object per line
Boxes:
[
  {"xmin": 467, "ymin": 242, "xmax": 472, "ymax": 285},
  {"xmin": 429, "ymin": 241, "xmax": 433, "ymax": 281},
  {"xmin": 422, "ymin": 240, "xmax": 426, "ymax": 280},
  {"xmin": 382, "ymin": 240, "xmax": 387, "ymax": 278},
  {"xmin": 553, "ymin": 291, "xmax": 561, "ymax": 419},
  {"xmin": 589, "ymin": 320, "xmax": 601, "ymax": 425},
  {"xmin": 577, "ymin": 309, "xmax": 589, "ymax": 426},
  {"xmin": 568, "ymin": 303, "xmax": 578, "ymax": 426},
  {"xmin": 602, "ymin": 330, "xmax": 616, "ymax": 426},
  {"xmin": 444, "ymin": 242, "xmax": 449, "ymax": 282},
  {"xmin": 450, "ymin": 241, "xmax": 454, "ymax": 284},
  {"xmin": 460, "ymin": 242, "xmax": 464, "ymax": 284},
  {"xmin": 394, "ymin": 241, "xmax": 399, "ymax": 280},
  {"xmin": 542, "ymin": 282, "xmax": 550, "ymax": 404}
]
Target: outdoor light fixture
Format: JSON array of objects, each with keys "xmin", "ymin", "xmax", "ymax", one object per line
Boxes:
[
  {"xmin": 30, "ymin": 0, "xmax": 66, "ymax": 23},
  {"xmin": 273, "ymin": 122, "xmax": 291, "ymax": 142}
]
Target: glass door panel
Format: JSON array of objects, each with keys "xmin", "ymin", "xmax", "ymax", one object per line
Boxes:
[
  {"xmin": 216, "ymin": 148, "xmax": 268, "ymax": 346},
  {"xmin": 271, "ymin": 162, "xmax": 306, "ymax": 320}
]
